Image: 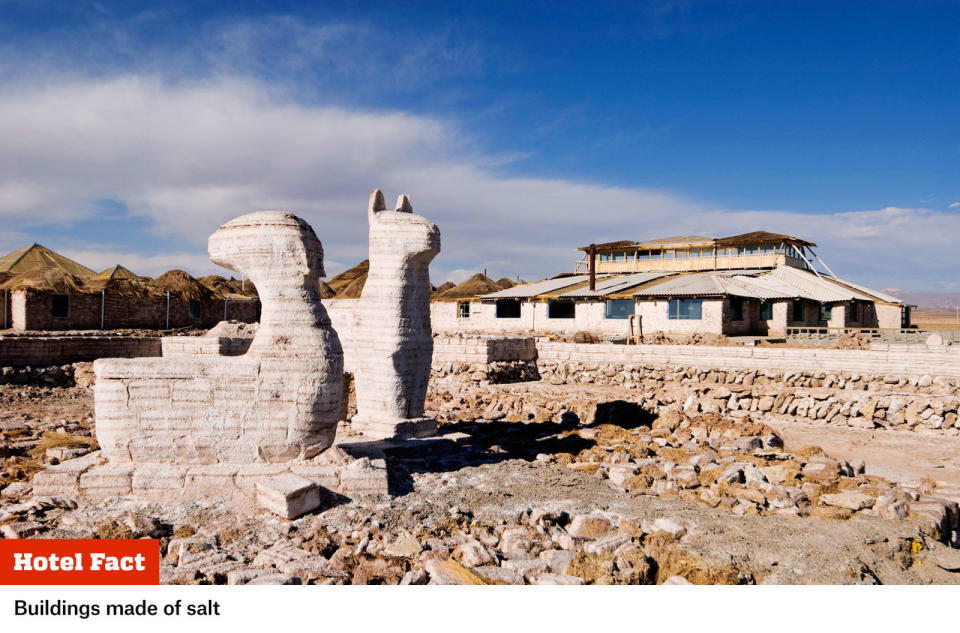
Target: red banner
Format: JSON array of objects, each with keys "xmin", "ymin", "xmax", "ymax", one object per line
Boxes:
[{"xmin": 0, "ymin": 539, "xmax": 159, "ymax": 585}]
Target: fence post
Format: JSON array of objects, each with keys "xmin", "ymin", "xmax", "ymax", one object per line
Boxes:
[{"xmin": 166, "ymin": 291, "xmax": 170, "ymax": 329}]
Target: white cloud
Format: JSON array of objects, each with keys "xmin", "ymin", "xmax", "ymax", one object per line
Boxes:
[
  {"xmin": 0, "ymin": 75, "xmax": 957, "ymax": 290},
  {"xmin": 950, "ymin": 202, "xmax": 960, "ymax": 209}
]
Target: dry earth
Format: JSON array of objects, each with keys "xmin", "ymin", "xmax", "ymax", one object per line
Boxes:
[{"xmin": 2, "ymin": 376, "xmax": 959, "ymax": 585}]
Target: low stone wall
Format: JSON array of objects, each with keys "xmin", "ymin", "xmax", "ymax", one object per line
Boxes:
[
  {"xmin": 536, "ymin": 341, "xmax": 960, "ymax": 378},
  {"xmin": 0, "ymin": 336, "xmax": 162, "ymax": 367},
  {"xmin": 161, "ymin": 336, "xmax": 253, "ymax": 357},
  {"xmin": 432, "ymin": 335, "xmax": 537, "ymax": 364},
  {"xmin": 429, "ymin": 377, "xmax": 960, "ymax": 436}
]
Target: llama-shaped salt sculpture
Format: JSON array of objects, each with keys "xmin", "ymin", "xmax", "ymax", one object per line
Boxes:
[
  {"xmin": 350, "ymin": 190, "xmax": 441, "ymax": 439},
  {"xmin": 94, "ymin": 212, "xmax": 344, "ymax": 463}
]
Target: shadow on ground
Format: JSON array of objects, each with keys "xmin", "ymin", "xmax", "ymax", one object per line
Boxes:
[{"xmin": 385, "ymin": 399, "xmax": 655, "ymax": 496}]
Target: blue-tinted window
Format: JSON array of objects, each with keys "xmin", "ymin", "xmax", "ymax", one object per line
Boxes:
[
  {"xmin": 745, "ymin": 245, "xmax": 758, "ymax": 256},
  {"xmin": 637, "ymin": 250, "xmax": 650, "ymax": 261},
  {"xmin": 820, "ymin": 304, "xmax": 833, "ymax": 321},
  {"xmin": 760, "ymin": 244, "xmax": 775, "ymax": 255},
  {"xmin": 605, "ymin": 299, "xmax": 634, "ymax": 320},
  {"xmin": 760, "ymin": 300, "xmax": 773, "ymax": 321},
  {"xmin": 668, "ymin": 299, "xmax": 702, "ymax": 320},
  {"xmin": 676, "ymin": 249, "xmax": 688, "ymax": 259}
]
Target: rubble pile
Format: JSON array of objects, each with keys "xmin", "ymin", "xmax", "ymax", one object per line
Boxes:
[
  {"xmin": 558, "ymin": 411, "xmax": 959, "ymax": 547},
  {"xmin": 432, "ymin": 361, "xmax": 540, "ymax": 385}
]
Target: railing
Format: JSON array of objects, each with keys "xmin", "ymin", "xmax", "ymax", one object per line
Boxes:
[{"xmin": 786, "ymin": 326, "xmax": 960, "ymax": 343}]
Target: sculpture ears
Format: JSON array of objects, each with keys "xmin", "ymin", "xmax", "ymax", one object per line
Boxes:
[
  {"xmin": 368, "ymin": 189, "xmax": 386, "ymax": 224},
  {"xmin": 395, "ymin": 194, "xmax": 413, "ymax": 213}
]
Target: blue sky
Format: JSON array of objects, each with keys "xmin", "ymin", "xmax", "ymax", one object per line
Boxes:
[{"xmin": 0, "ymin": 1, "xmax": 958, "ymax": 290}]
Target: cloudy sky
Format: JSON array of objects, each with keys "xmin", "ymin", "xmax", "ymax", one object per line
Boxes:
[{"xmin": 1, "ymin": 1, "xmax": 958, "ymax": 290}]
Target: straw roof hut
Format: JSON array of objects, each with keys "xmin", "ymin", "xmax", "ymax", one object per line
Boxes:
[
  {"xmin": 435, "ymin": 273, "xmax": 501, "ymax": 301},
  {"xmin": 327, "ymin": 260, "xmax": 369, "ymax": 299},
  {"xmin": 81, "ymin": 265, "xmax": 162, "ymax": 297},
  {"xmin": 0, "ymin": 244, "xmax": 96, "ymax": 278},
  {"xmin": 93, "ymin": 265, "xmax": 139, "ymax": 281},
  {"xmin": 318, "ymin": 280, "xmax": 336, "ymax": 298},
  {"xmin": 495, "ymin": 278, "xmax": 516, "ymax": 290},
  {"xmin": 150, "ymin": 270, "xmax": 212, "ymax": 301},
  {"xmin": 433, "ymin": 281, "xmax": 456, "ymax": 296},
  {"xmin": 0, "ymin": 267, "xmax": 86, "ymax": 295}
]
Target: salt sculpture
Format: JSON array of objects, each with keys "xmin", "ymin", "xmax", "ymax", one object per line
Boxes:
[
  {"xmin": 350, "ymin": 190, "xmax": 441, "ymax": 439},
  {"xmin": 94, "ymin": 212, "xmax": 344, "ymax": 463}
]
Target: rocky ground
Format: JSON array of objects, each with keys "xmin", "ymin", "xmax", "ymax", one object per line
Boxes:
[{"xmin": 1, "ymin": 370, "xmax": 959, "ymax": 584}]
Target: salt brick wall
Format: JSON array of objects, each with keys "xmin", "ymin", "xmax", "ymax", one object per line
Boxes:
[
  {"xmin": 0, "ymin": 336, "xmax": 162, "ymax": 366},
  {"xmin": 535, "ymin": 341, "xmax": 960, "ymax": 378},
  {"xmin": 8, "ymin": 290, "xmax": 258, "ymax": 331}
]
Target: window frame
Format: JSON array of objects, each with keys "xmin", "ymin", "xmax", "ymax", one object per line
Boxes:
[
  {"xmin": 760, "ymin": 300, "xmax": 773, "ymax": 321},
  {"xmin": 604, "ymin": 299, "xmax": 634, "ymax": 320},
  {"xmin": 51, "ymin": 294, "xmax": 70, "ymax": 319},
  {"xmin": 188, "ymin": 299, "xmax": 203, "ymax": 321},
  {"xmin": 457, "ymin": 301, "xmax": 470, "ymax": 319},
  {"xmin": 668, "ymin": 298, "xmax": 703, "ymax": 320},
  {"xmin": 547, "ymin": 299, "xmax": 576, "ymax": 319},
  {"xmin": 495, "ymin": 299, "xmax": 522, "ymax": 319}
]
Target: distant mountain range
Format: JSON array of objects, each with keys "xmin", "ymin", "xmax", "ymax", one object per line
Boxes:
[{"xmin": 884, "ymin": 289, "xmax": 960, "ymax": 310}]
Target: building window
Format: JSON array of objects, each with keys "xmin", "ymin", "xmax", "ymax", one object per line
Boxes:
[
  {"xmin": 820, "ymin": 303, "xmax": 833, "ymax": 321},
  {"xmin": 458, "ymin": 302, "xmax": 470, "ymax": 318},
  {"xmin": 51, "ymin": 295, "xmax": 70, "ymax": 318},
  {"xmin": 668, "ymin": 299, "xmax": 702, "ymax": 320},
  {"xmin": 188, "ymin": 299, "xmax": 202, "ymax": 321},
  {"xmin": 547, "ymin": 300, "xmax": 575, "ymax": 319},
  {"xmin": 744, "ymin": 244, "xmax": 758, "ymax": 256},
  {"xmin": 730, "ymin": 297, "xmax": 744, "ymax": 321},
  {"xmin": 663, "ymin": 250, "xmax": 675, "ymax": 260},
  {"xmin": 675, "ymin": 249, "xmax": 688, "ymax": 259},
  {"xmin": 850, "ymin": 302, "xmax": 860, "ymax": 323},
  {"xmin": 792, "ymin": 300, "xmax": 804, "ymax": 322},
  {"xmin": 599, "ymin": 253, "xmax": 612, "ymax": 262},
  {"xmin": 637, "ymin": 250, "xmax": 650, "ymax": 261},
  {"xmin": 760, "ymin": 300, "xmax": 773, "ymax": 321},
  {"xmin": 760, "ymin": 244, "xmax": 775, "ymax": 255},
  {"xmin": 495, "ymin": 299, "xmax": 521, "ymax": 318},
  {"xmin": 605, "ymin": 299, "xmax": 634, "ymax": 320}
]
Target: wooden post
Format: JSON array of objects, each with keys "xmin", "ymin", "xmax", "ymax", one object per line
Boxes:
[
  {"xmin": 100, "ymin": 289, "xmax": 105, "ymax": 330},
  {"xmin": 588, "ymin": 244, "xmax": 596, "ymax": 291},
  {"xmin": 165, "ymin": 291, "xmax": 170, "ymax": 329}
]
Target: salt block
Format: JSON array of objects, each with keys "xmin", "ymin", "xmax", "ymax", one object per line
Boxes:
[{"xmin": 254, "ymin": 473, "xmax": 322, "ymax": 519}]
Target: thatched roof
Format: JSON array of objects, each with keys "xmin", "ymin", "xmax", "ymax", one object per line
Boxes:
[
  {"xmin": 83, "ymin": 276, "xmax": 164, "ymax": 297},
  {"xmin": 495, "ymin": 278, "xmax": 516, "ymax": 290},
  {"xmin": 0, "ymin": 271, "xmax": 14, "ymax": 286},
  {"xmin": 0, "ymin": 267, "xmax": 86, "ymax": 294},
  {"xmin": 150, "ymin": 270, "xmax": 212, "ymax": 301},
  {"xmin": 318, "ymin": 280, "xmax": 336, "ymax": 298},
  {"xmin": 327, "ymin": 260, "xmax": 368, "ymax": 299},
  {"xmin": 197, "ymin": 275, "xmax": 258, "ymax": 298},
  {"xmin": 435, "ymin": 273, "xmax": 501, "ymax": 301},
  {"xmin": 0, "ymin": 244, "xmax": 96, "ymax": 278},
  {"xmin": 432, "ymin": 281, "xmax": 456, "ymax": 297},
  {"xmin": 93, "ymin": 265, "xmax": 139, "ymax": 280}
]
